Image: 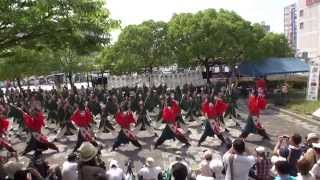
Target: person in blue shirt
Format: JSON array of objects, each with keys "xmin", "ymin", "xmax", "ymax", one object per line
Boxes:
[{"xmin": 274, "ymin": 161, "xmax": 296, "ymax": 180}]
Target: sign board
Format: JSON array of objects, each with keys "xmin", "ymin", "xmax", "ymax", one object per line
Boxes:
[{"xmin": 307, "ymin": 62, "xmax": 320, "ymax": 101}]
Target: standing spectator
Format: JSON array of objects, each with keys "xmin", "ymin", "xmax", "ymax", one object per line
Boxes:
[
  {"xmin": 106, "ymin": 159, "xmax": 125, "ymax": 180},
  {"xmin": 223, "ymin": 138, "xmax": 256, "ymax": 180},
  {"xmin": 303, "ymin": 141, "xmax": 320, "ymax": 168},
  {"xmin": 281, "ymin": 81, "xmax": 289, "ymax": 105},
  {"xmin": 197, "ymin": 151, "xmax": 215, "ymax": 180},
  {"xmin": 62, "ymin": 153, "xmax": 78, "ymax": 180},
  {"xmin": 171, "ymin": 162, "xmax": 188, "ymax": 180},
  {"xmin": 77, "ymin": 142, "xmax": 107, "ymax": 180},
  {"xmin": 138, "ymin": 157, "xmax": 162, "ymax": 180},
  {"xmin": 273, "ymin": 134, "xmax": 303, "ymax": 176},
  {"xmin": 310, "ymin": 159, "xmax": 320, "ymax": 179},
  {"xmin": 255, "ymin": 146, "xmax": 272, "ymax": 180},
  {"xmin": 296, "ymin": 159, "xmax": 314, "ymax": 180},
  {"xmin": 301, "ymin": 133, "xmax": 319, "ymax": 153},
  {"xmin": 274, "ymin": 161, "xmax": 296, "ymax": 180}
]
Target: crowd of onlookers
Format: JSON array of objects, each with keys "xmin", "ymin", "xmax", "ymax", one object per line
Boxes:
[{"xmin": 1, "ymin": 132, "xmax": 320, "ymax": 180}]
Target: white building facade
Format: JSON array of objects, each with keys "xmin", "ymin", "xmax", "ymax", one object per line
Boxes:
[
  {"xmin": 284, "ymin": 3, "xmax": 297, "ymax": 51},
  {"xmin": 297, "ymin": 0, "xmax": 320, "ymax": 60}
]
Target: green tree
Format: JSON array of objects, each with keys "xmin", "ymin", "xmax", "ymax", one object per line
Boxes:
[
  {"xmin": 0, "ymin": 47, "xmax": 53, "ymax": 91},
  {"xmin": 114, "ymin": 20, "xmax": 171, "ymax": 74},
  {"xmin": 0, "ymin": 0, "xmax": 118, "ymax": 57},
  {"xmin": 258, "ymin": 32, "xmax": 293, "ymax": 58}
]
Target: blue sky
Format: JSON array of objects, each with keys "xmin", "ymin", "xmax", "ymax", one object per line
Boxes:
[{"xmin": 107, "ymin": 0, "xmax": 297, "ymax": 34}]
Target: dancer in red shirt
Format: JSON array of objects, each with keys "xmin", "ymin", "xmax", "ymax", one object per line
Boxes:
[
  {"xmin": 70, "ymin": 103, "xmax": 98, "ymax": 152},
  {"xmin": 112, "ymin": 106, "xmax": 142, "ymax": 151},
  {"xmin": 21, "ymin": 106, "xmax": 59, "ymax": 155},
  {"xmin": 154, "ymin": 98, "xmax": 191, "ymax": 149}
]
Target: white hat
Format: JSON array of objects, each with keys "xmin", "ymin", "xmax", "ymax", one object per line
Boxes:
[
  {"xmin": 145, "ymin": 157, "xmax": 155, "ymax": 167},
  {"xmin": 307, "ymin": 133, "xmax": 319, "ymax": 141},
  {"xmin": 255, "ymin": 146, "xmax": 266, "ymax": 153},
  {"xmin": 271, "ymin": 156, "xmax": 286, "ymax": 164},
  {"xmin": 3, "ymin": 161, "xmax": 27, "ymax": 179},
  {"xmin": 109, "ymin": 159, "xmax": 119, "ymax": 168},
  {"xmin": 79, "ymin": 142, "xmax": 98, "ymax": 162},
  {"xmin": 312, "ymin": 142, "xmax": 320, "ymax": 149}
]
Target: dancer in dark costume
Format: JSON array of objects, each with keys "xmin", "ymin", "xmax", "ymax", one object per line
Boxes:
[
  {"xmin": 21, "ymin": 107, "xmax": 59, "ymax": 155},
  {"xmin": 198, "ymin": 102, "xmax": 226, "ymax": 146},
  {"xmin": 154, "ymin": 100, "xmax": 191, "ymax": 149},
  {"xmin": 224, "ymin": 84, "xmax": 241, "ymax": 127},
  {"xmin": 71, "ymin": 104, "xmax": 98, "ymax": 152},
  {"xmin": 239, "ymin": 88, "xmax": 270, "ymax": 140},
  {"xmin": 54, "ymin": 100, "xmax": 77, "ymax": 141},
  {"xmin": 112, "ymin": 108, "xmax": 142, "ymax": 151}
]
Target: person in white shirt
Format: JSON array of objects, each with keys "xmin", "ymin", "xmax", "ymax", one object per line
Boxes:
[
  {"xmin": 106, "ymin": 159, "xmax": 125, "ymax": 180},
  {"xmin": 196, "ymin": 150, "xmax": 224, "ymax": 180},
  {"xmin": 138, "ymin": 157, "xmax": 162, "ymax": 180},
  {"xmin": 223, "ymin": 138, "xmax": 255, "ymax": 180},
  {"xmin": 62, "ymin": 153, "xmax": 78, "ymax": 180},
  {"xmin": 297, "ymin": 158, "xmax": 315, "ymax": 180}
]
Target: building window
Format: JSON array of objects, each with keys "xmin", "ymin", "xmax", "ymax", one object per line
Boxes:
[
  {"xmin": 299, "ymin": 10, "xmax": 304, "ymax": 17},
  {"xmin": 300, "ymin": 22, "xmax": 304, "ymax": 29}
]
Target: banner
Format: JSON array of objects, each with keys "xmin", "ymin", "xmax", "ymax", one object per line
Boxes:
[{"xmin": 307, "ymin": 62, "xmax": 320, "ymax": 101}]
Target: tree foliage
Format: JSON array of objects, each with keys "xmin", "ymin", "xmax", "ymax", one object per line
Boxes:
[{"xmin": 0, "ymin": 0, "xmax": 118, "ymax": 57}]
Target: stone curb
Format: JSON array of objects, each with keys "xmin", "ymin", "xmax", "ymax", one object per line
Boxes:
[{"xmin": 269, "ymin": 105, "xmax": 320, "ymax": 126}]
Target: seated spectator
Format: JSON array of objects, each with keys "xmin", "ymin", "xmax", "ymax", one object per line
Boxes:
[
  {"xmin": 106, "ymin": 159, "xmax": 125, "ymax": 180},
  {"xmin": 62, "ymin": 153, "xmax": 78, "ymax": 180},
  {"xmin": 274, "ymin": 161, "xmax": 296, "ymax": 180},
  {"xmin": 223, "ymin": 138, "xmax": 255, "ymax": 180},
  {"xmin": 255, "ymin": 146, "xmax": 272, "ymax": 180},
  {"xmin": 172, "ymin": 162, "xmax": 188, "ymax": 180},
  {"xmin": 296, "ymin": 158, "xmax": 314, "ymax": 180},
  {"xmin": 77, "ymin": 142, "xmax": 107, "ymax": 180},
  {"xmin": 273, "ymin": 134, "xmax": 303, "ymax": 176},
  {"xmin": 138, "ymin": 157, "xmax": 162, "ymax": 180}
]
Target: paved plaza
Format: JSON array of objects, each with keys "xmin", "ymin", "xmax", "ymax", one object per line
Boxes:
[{"xmin": 7, "ymin": 100, "xmax": 320, "ymax": 171}]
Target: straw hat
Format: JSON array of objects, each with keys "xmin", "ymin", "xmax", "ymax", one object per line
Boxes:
[
  {"xmin": 307, "ymin": 133, "xmax": 319, "ymax": 141},
  {"xmin": 79, "ymin": 142, "xmax": 98, "ymax": 162},
  {"xmin": 3, "ymin": 161, "xmax": 27, "ymax": 179},
  {"xmin": 255, "ymin": 146, "xmax": 266, "ymax": 153},
  {"xmin": 312, "ymin": 142, "xmax": 320, "ymax": 149},
  {"xmin": 109, "ymin": 159, "xmax": 119, "ymax": 168}
]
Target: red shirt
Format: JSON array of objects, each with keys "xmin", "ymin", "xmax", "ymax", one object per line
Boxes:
[
  {"xmin": 162, "ymin": 106, "xmax": 176, "ymax": 124},
  {"xmin": 70, "ymin": 109, "xmax": 93, "ymax": 127},
  {"xmin": 248, "ymin": 95, "xmax": 267, "ymax": 117},
  {"xmin": 23, "ymin": 112, "xmax": 45, "ymax": 132},
  {"xmin": 0, "ymin": 118, "xmax": 9, "ymax": 135},
  {"xmin": 256, "ymin": 79, "xmax": 266, "ymax": 90},
  {"xmin": 206, "ymin": 105, "xmax": 217, "ymax": 118},
  {"xmin": 215, "ymin": 99, "xmax": 228, "ymax": 115},
  {"xmin": 116, "ymin": 111, "xmax": 135, "ymax": 129}
]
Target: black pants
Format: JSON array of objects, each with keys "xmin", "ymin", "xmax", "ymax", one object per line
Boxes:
[
  {"xmin": 198, "ymin": 122, "xmax": 225, "ymax": 145},
  {"xmin": 136, "ymin": 115, "xmax": 151, "ymax": 131},
  {"xmin": 239, "ymin": 128, "xmax": 270, "ymax": 139},
  {"xmin": 99, "ymin": 116, "xmax": 115, "ymax": 132},
  {"xmin": 154, "ymin": 125, "xmax": 189, "ymax": 148},
  {"xmin": 112, "ymin": 130, "xmax": 141, "ymax": 150},
  {"xmin": 23, "ymin": 136, "xmax": 59, "ymax": 155},
  {"xmin": 73, "ymin": 131, "xmax": 98, "ymax": 152}
]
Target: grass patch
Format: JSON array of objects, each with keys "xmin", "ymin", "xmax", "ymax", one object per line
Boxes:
[{"xmin": 286, "ymin": 100, "xmax": 320, "ymax": 115}]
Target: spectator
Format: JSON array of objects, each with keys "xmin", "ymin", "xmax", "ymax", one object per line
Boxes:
[
  {"xmin": 106, "ymin": 159, "xmax": 125, "ymax": 180},
  {"xmin": 223, "ymin": 138, "xmax": 255, "ymax": 180},
  {"xmin": 196, "ymin": 151, "xmax": 224, "ymax": 180},
  {"xmin": 255, "ymin": 146, "xmax": 272, "ymax": 180},
  {"xmin": 77, "ymin": 142, "xmax": 107, "ymax": 180},
  {"xmin": 138, "ymin": 157, "xmax": 162, "ymax": 180},
  {"xmin": 273, "ymin": 134, "xmax": 303, "ymax": 176},
  {"xmin": 172, "ymin": 162, "xmax": 188, "ymax": 180},
  {"xmin": 274, "ymin": 161, "xmax": 296, "ymax": 180},
  {"xmin": 296, "ymin": 159, "xmax": 314, "ymax": 180},
  {"xmin": 62, "ymin": 153, "xmax": 78, "ymax": 180},
  {"xmin": 302, "ymin": 133, "xmax": 319, "ymax": 153},
  {"xmin": 303, "ymin": 141, "xmax": 320, "ymax": 168},
  {"xmin": 310, "ymin": 158, "xmax": 320, "ymax": 179}
]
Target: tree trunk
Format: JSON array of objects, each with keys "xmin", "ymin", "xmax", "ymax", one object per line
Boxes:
[
  {"xmin": 101, "ymin": 70, "xmax": 106, "ymax": 90},
  {"xmin": 16, "ymin": 77, "xmax": 24, "ymax": 95},
  {"xmin": 148, "ymin": 65, "xmax": 152, "ymax": 87},
  {"xmin": 86, "ymin": 72, "xmax": 90, "ymax": 88},
  {"xmin": 68, "ymin": 72, "xmax": 73, "ymax": 88},
  {"xmin": 204, "ymin": 60, "xmax": 210, "ymax": 84}
]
